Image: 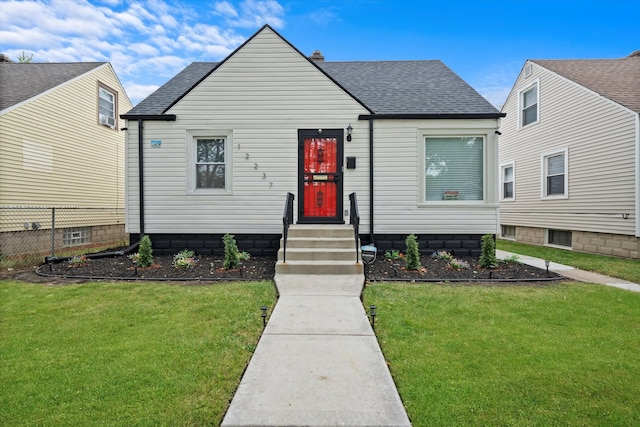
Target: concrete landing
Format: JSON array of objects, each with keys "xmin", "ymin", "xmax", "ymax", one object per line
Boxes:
[{"xmin": 221, "ymin": 273, "xmax": 411, "ymax": 426}]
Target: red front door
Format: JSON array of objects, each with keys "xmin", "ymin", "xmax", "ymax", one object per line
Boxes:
[{"xmin": 298, "ymin": 129, "xmax": 343, "ymax": 223}]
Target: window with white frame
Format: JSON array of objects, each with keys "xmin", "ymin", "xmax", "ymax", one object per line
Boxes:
[
  {"xmin": 501, "ymin": 162, "xmax": 515, "ymax": 200},
  {"xmin": 98, "ymin": 84, "xmax": 117, "ymax": 129},
  {"xmin": 196, "ymin": 138, "xmax": 226, "ymax": 189},
  {"xmin": 542, "ymin": 148, "xmax": 568, "ymax": 198},
  {"xmin": 424, "ymin": 136, "xmax": 484, "ymax": 201},
  {"xmin": 520, "ymin": 81, "xmax": 538, "ymax": 127},
  {"xmin": 501, "ymin": 225, "xmax": 516, "ymax": 239}
]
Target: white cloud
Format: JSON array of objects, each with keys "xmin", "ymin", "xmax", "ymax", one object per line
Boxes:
[{"xmin": 0, "ymin": 0, "xmax": 287, "ymax": 104}]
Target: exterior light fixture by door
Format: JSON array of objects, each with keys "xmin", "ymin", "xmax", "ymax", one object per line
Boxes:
[
  {"xmin": 346, "ymin": 124, "xmax": 353, "ymax": 141},
  {"xmin": 261, "ymin": 305, "xmax": 268, "ymax": 327},
  {"xmin": 369, "ymin": 304, "xmax": 377, "ymax": 329}
]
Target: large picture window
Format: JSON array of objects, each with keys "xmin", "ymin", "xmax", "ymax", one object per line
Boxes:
[
  {"xmin": 425, "ymin": 136, "xmax": 484, "ymax": 201},
  {"xmin": 196, "ymin": 138, "xmax": 226, "ymax": 189}
]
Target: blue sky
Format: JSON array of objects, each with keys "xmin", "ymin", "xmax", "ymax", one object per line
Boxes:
[{"xmin": 1, "ymin": 0, "xmax": 638, "ymax": 106}]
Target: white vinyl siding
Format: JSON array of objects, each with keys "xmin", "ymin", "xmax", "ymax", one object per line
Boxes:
[
  {"xmin": 541, "ymin": 148, "xmax": 568, "ymax": 199},
  {"xmin": 125, "ymin": 27, "xmax": 370, "ymax": 235},
  {"xmin": 0, "ymin": 65, "xmax": 131, "ymax": 231},
  {"xmin": 372, "ymin": 120, "xmax": 499, "ymax": 235},
  {"xmin": 499, "ymin": 61, "xmax": 637, "ymax": 236}
]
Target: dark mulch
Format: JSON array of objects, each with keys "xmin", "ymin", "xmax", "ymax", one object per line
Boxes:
[
  {"xmin": 20, "ymin": 251, "xmax": 563, "ymax": 283},
  {"xmin": 365, "ymin": 254, "xmax": 562, "ymax": 282}
]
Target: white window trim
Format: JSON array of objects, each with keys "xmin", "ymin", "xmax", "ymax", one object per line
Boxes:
[
  {"xmin": 186, "ymin": 129, "xmax": 233, "ymax": 194},
  {"xmin": 540, "ymin": 147, "xmax": 568, "ymax": 200},
  {"xmin": 500, "ymin": 161, "xmax": 515, "ymax": 201},
  {"xmin": 98, "ymin": 83, "xmax": 117, "ymax": 130},
  {"xmin": 418, "ymin": 130, "xmax": 488, "ymax": 206},
  {"xmin": 518, "ymin": 78, "xmax": 540, "ymax": 129}
]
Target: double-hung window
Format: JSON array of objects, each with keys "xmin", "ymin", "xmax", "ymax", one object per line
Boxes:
[
  {"xmin": 98, "ymin": 84, "xmax": 117, "ymax": 129},
  {"xmin": 196, "ymin": 138, "xmax": 226, "ymax": 189},
  {"xmin": 501, "ymin": 163, "xmax": 515, "ymax": 200},
  {"xmin": 542, "ymin": 148, "xmax": 568, "ymax": 198},
  {"xmin": 520, "ymin": 81, "xmax": 539, "ymax": 127},
  {"xmin": 424, "ymin": 136, "xmax": 484, "ymax": 201}
]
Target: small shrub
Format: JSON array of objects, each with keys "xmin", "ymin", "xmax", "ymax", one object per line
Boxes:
[
  {"xmin": 173, "ymin": 249, "xmax": 197, "ymax": 269},
  {"xmin": 479, "ymin": 234, "xmax": 497, "ymax": 268},
  {"xmin": 405, "ymin": 234, "xmax": 421, "ymax": 271},
  {"xmin": 223, "ymin": 234, "xmax": 240, "ymax": 270},
  {"xmin": 68, "ymin": 255, "xmax": 88, "ymax": 267},
  {"xmin": 431, "ymin": 250, "xmax": 453, "ymax": 261},
  {"xmin": 448, "ymin": 258, "xmax": 470, "ymax": 269},
  {"xmin": 500, "ymin": 254, "xmax": 522, "ymax": 264},
  {"xmin": 385, "ymin": 250, "xmax": 404, "ymax": 260},
  {"xmin": 239, "ymin": 251, "xmax": 251, "ymax": 261},
  {"xmin": 129, "ymin": 235, "xmax": 153, "ymax": 268}
]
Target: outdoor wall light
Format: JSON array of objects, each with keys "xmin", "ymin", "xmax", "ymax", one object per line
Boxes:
[
  {"xmin": 346, "ymin": 124, "xmax": 353, "ymax": 141},
  {"xmin": 261, "ymin": 305, "xmax": 268, "ymax": 327},
  {"xmin": 369, "ymin": 304, "xmax": 377, "ymax": 329}
]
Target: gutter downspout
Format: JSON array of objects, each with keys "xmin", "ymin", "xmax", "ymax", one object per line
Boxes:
[
  {"xmin": 369, "ymin": 118, "xmax": 375, "ymax": 244},
  {"xmin": 137, "ymin": 119, "xmax": 145, "ymax": 236},
  {"xmin": 636, "ymin": 113, "xmax": 640, "ymax": 238}
]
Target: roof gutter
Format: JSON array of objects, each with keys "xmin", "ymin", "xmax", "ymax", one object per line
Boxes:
[
  {"xmin": 359, "ymin": 113, "xmax": 506, "ymax": 120},
  {"xmin": 121, "ymin": 114, "xmax": 176, "ymax": 236}
]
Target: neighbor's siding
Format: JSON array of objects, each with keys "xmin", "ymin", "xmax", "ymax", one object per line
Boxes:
[
  {"xmin": 0, "ymin": 64, "xmax": 131, "ymax": 231},
  {"xmin": 499, "ymin": 61, "xmax": 637, "ymax": 236},
  {"xmin": 373, "ymin": 118, "xmax": 500, "ymax": 235},
  {"xmin": 125, "ymin": 27, "xmax": 370, "ymax": 235}
]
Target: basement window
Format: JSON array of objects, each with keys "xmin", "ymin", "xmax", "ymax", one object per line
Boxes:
[
  {"xmin": 501, "ymin": 225, "xmax": 516, "ymax": 240},
  {"xmin": 63, "ymin": 227, "xmax": 91, "ymax": 247},
  {"xmin": 547, "ymin": 229, "xmax": 572, "ymax": 248}
]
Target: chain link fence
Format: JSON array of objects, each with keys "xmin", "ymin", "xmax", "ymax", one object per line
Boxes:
[{"xmin": 1, "ymin": 206, "xmax": 126, "ymax": 267}]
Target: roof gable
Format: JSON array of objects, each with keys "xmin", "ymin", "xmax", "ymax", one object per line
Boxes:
[
  {"xmin": 0, "ymin": 62, "xmax": 105, "ymax": 112},
  {"xmin": 532, "ymin": 56, "xmax": 640, "ymax": 113},
  {"xmin": 124, "ymin": 25, "xmax": 501, "ymax": 118}
]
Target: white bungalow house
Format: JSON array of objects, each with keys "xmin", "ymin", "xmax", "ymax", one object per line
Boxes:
[
  {"xmin": 499, "ymin": 52, "xmax": 640, "ymax": 259},
  {"xmin": 0, "ymin": 56, "xmax": 132, "ymax": 258},
  {"xmin": 121, "ymin": 25, "xmax": 503, "ymax": 257}
]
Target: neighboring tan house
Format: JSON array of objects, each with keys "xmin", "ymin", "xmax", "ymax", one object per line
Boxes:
[
  {"xmin": 121, "ymin": 25, "xmax": 504, "ymax": 256},
  {"xmin": 0, "ymin": 56, "xmax": 132, "ymax": 259},
  {"xmin": 499, "ymin": 52, "xmax": 640, "ymax": 259}
]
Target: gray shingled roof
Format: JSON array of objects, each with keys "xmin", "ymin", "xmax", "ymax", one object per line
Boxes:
[
  {"xmin": 125, "ymin": 59, "xmax": 500, "ymax": 117},
  {"xmin": 0, "ymin": 62, "xmax": 105, "ymax": 111},
  {"xmin": 532, "ymin": 55, "xmax": 640, "ymax": 113}
]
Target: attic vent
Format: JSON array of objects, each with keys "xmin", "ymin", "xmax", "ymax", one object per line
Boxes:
[
  {"xmin": 309, "ymin": 50, "xmax": 325, "ymax": 62},
  {"xmin": 524, "ymin": 63, "xmax": 532, "ymax": 78}
]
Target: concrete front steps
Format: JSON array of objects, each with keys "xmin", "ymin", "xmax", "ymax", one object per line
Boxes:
[{"xmin": 275, "ymin": 224, "xmax": 364, "ymax": 275}]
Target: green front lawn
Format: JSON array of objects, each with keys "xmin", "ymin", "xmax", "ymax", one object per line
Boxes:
[
  {"xmin": 497, "ymin": 239, "xmax": 640, "ymax": 284},
  {"xmin": 364, "ymin": 282, "xmax": 640, "ymax": 426},
  {"xmin": 1, "ymin": 280, "xmax": 276, "ymax": 426}
]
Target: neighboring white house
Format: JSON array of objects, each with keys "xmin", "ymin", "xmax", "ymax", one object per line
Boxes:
[
  {"xmin": 499, "ymin": 52, "xmax": 640, "ymax": 259},
  {"xmin": 0, "ymin": 56, "xmax": 132, "ymax": 258},
  {"xmin": 121, "ymin": 25, "xmax": 504, "ymax": 256}
]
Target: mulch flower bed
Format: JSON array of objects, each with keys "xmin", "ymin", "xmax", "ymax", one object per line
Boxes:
[{"xmin": 32, "ymin": 252, "xmax": 563, "ymax": 282}]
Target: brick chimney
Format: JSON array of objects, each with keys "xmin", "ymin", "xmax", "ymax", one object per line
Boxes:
[
  {"xmin": 0, "ymin": 54, "xmax": 13, "ymax": 63},
  {"xmin": 309, "ymin": 50, "xmax": 325, "ymax": 62}
]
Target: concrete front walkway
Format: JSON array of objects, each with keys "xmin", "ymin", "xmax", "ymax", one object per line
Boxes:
[
  {"xmin": 221, "ymin": 274, "xmax": 411, "ymax": 427},
  {"xmin": 497, "ymin": 249, "xmax": 640, "ymax": 293}
]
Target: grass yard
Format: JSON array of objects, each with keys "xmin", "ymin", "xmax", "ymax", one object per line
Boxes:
[
  {"xmin": 0, "ymin": 280, "xmax": 276, "ymax": 426},
  {"xmin": 497, "ymin": 239, "xmax": 640, "ymax": 284},
  {"xmin": 364, "ymin": 282, "xmax": 640, "ymax": 426}
]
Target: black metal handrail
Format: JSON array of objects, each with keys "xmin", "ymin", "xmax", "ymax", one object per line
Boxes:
[
  {"xmin": 282, "ymin": 192, "xmax": 295, "ymax": 263},
  {"xmin": 349, "ymin": 192, "xmax": 360, "ymax": 263}
]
